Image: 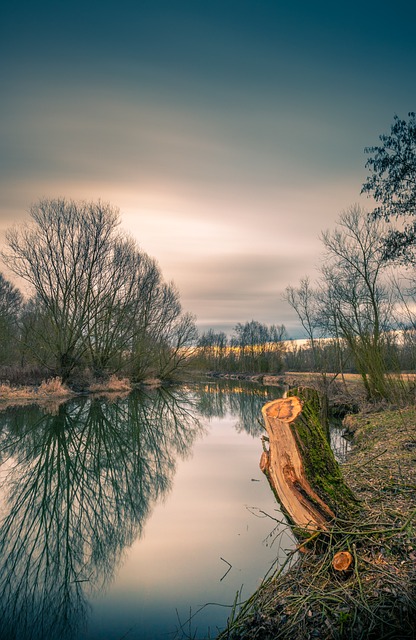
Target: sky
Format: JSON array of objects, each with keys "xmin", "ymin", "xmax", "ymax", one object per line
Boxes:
[{"xmin": 1, "ymin": 0, "xmax": 415, "ymax": 338}]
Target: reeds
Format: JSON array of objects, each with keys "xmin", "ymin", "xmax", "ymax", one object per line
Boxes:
[
  {"xmin": 0, "ymin": 377, "xmax": 72, "ymax": 401},
  {"xmin": 89, "ymin": 374, "xmax": 132, "ymax": 393}
]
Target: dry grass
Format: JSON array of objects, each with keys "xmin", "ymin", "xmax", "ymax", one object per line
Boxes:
[
  {"xmin": 0, "ymin": 377, "xmax": 72, "ymax": 399},
  {"xmin": 89, "ymin": 374, "xmax": 132, "ymax": 394},
  {"xmin": 0, "ymin": 383, "xmax": 34, "ymax": 399},
  {"xmin": 0, "ymin": 377, "xmax": 73, "ymax": 408},
  {"xmin": 37, "ymin": 377, "xmax": 72, "ymax": 396}
]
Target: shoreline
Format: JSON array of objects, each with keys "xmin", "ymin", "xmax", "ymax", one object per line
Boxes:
[
  {"xmin": 218, "ymin": 404, "xmax": 416, "ymax": 639},
  {"xmin": 0, "ymin": 375, "xmax": 164, "ymax": 408}
]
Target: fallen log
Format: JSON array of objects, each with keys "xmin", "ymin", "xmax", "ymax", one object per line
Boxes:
[{"xmin": 260, "ymin": 389, "xmax": 358, "ymax": 535}]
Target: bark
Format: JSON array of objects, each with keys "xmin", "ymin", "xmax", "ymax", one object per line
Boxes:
[
  {"xmin": 287, "ymin": 385, "xmax": 330, "ymax": 442},
  {"xmin": 260, "ymin": 389, "xmax": 359, "ymax": 536}
]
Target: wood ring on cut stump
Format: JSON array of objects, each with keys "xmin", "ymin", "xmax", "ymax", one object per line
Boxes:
[
  {"xmin": 332, "ymin": 551, "xmax": 353, "ymax": 572},
  {"xmin": 265, "ymin": 396, "xmax": 302, "ymax": 422}
]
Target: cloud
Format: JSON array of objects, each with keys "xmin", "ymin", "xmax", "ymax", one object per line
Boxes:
[
  {"xmin": 1, "ymin": 1, "xmax": 414, "ymax": 338},
  {"xmin": 176, "ymin": 252, "xmax": 310, "ymax": 332}
]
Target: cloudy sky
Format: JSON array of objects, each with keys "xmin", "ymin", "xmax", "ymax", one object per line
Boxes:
[{"xmin": 1, "ymin": 1, "xmax": 415, "ymax": 337}]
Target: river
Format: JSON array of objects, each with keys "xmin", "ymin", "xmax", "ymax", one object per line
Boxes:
[{"xmin": 0, "ymin": 381, "xmax": 297, "ymax": 640}]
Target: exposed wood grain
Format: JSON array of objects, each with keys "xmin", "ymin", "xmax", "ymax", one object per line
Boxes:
[{"xmin": 261, "ymin": 396, "xmax": 335, "ymax": 532}]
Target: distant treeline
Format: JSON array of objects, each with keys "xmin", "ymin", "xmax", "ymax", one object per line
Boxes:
[
  {"xmin": 192, "ymin": 324, "xmax": 416, "ymax": 380},
  {"xmin": 193, "ymin": 321, "xmax": 288, "ymax": 373}
]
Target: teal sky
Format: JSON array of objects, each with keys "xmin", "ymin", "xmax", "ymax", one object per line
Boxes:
[{"xmin": 1, "ymin": 0, "xmax": 415, "ymax": 337}]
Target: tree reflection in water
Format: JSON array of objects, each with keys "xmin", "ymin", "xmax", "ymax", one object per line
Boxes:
[
  {"xmin": 192, "ymin": 381, "xmax": 284, "ymax": 437},
  {"xmin": 0, "ymin": 389, "xmax": 203, "ymax": 640},
  {"xmin": 0, "ymin": 382, "xmax": 283, "ymax": 640}
]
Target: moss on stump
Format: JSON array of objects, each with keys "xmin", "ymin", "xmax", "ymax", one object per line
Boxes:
[{"xmin": 261, "ymin": 388, "xmax": 359, "ymax": 536}]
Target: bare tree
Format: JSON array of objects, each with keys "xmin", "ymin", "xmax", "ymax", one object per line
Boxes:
[
  {"xmin": 155, "ymin": 310, "xmax": 198, "ymax": 379},
  {"xmin": 2, "ymin": 198, "xmax": 196, "ymax": 382},
  {"xmin": 84, "ymin": 237, "xmax": 162, "ymax": 376},
  {"xmin": 284, "ymin": 277, "xmax": 323, "ymax": 371},
  {"xmin": 320, "ymin": 205, "xmax": 393, "ymax": 400},
  {"xmin": 2, "ymin": 199, "xmax": 120, "ymax": 379},
  {"xmin": 231, "ymin": 320, "xmax": 287, "ymax": 373},
  {"xmin": 284, "ymin": 276, "xmax": 348, "ymax": 394},
  {"xmin": 0, "ymin": 272, "xmax": 23, "ymax": 365},
  {"xmin": 197, "ymin": 329, "xmax": 228, "ymax": 369}
]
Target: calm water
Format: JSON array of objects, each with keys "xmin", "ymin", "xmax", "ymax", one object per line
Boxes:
[{"xmin": 0, "ymin": 381, "xmax": 296, "ymax": 640}]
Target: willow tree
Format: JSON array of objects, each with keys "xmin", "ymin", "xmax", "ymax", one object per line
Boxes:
[
  {"xmin": 83, "ymin": 237, "xmax": 163, "ymax": 376},
  {"xmin": 2, "ymin": 198, "xmax": 196, "ymax": 381},
  {"xmin": 2, "ymin": 199, "xmax": 120, "ymax": 379}
]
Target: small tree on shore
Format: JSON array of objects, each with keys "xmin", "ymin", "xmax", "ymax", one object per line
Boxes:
[
  {"xmin": 320, "ymin": 205, "xmax": 393, "ymax": 400},
  {"xmin": 284, "ymin": 277, "xmax": 324, "ymax": 372}
]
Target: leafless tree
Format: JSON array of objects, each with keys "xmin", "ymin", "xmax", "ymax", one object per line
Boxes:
[
  {"xmin": 231, "ymin": 320, "xmax": 287, "ymax": 372},
  {"xmin": 320, "ymin": 205, "xmax": 394, "ymax": 400},
  {"xmin": 284, "ymin": 277, "xmax": 323, "ymax": 368},
  {"xmin": 84, "ymin": 237, "xmax": 162, "ymax": 375},
  {"xmin": 0, "ymin": 272, "xmax": 22, "ymax": 365},
  {"xmin": 284, "ymin": 276, "xmax": 349, "ymax": 392},
  {"xmin": 2, "ymin": 199, "xmax": 120, "ymax": 379},
  {"xmin": 2, "ymin": 198, "xmax": 197, "ymax": 381},
  {"xmin": 197, "ymin": 329, "xmax": 228, "ymax": 369}
]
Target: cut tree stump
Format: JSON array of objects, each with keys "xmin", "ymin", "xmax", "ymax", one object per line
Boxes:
[
  {"xmin": 332, "ymin": 550, "xmax": 353, "ymax": 572},
  {"xmin": 260, "ymin": 389, "xmax": 359, "ymax": 535}
]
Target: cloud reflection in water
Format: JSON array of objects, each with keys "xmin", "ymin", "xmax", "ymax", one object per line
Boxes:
[{"xmin": 0, "ymin": 382, "xmax": 285, "ymax": 639}]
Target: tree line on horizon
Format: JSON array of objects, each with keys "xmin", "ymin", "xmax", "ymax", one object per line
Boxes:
[
  {"xmin": 0, "ymin": 112, "xmax": 415, "ymax": 397},
  {"xmin": 194, "ymin": 321, "xmax": 288, "ymax": 373}
]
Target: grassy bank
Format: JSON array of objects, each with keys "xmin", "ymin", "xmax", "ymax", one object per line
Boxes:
[
  {"xmin": 0, "ymin": 377, "xmax": 73, "ymax": 401},
  {"xmin": 218, "ymin": 405, "xmax": 416, "ymax": 639},
  {"xmin": 0, "ymin": 374, "xmax": 137, "ymax": 407}
]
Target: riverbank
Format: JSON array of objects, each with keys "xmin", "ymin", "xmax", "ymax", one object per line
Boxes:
[
  {"xmin": 0, "ymin": 374, "xmax": 167, "ymax": 405},
  {"xmin": 0, "ymin": 377, "xmax": 74, "ymax": 404},
  {"xmin": 218, "ymin": 405, "xmax": 416, "ymax": 639},
  {"xmin": 0, "ymin": 375, "xmax": 157, "ymax": 409}
]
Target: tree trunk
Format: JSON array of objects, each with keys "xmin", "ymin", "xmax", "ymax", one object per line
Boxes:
[
  {"xmin": 287, "ymin": 385, "xmax": 330, "ymax": 442},
  {"xmin": 260, "ymin": 389, "xmax": 359, "ymax": 536}
]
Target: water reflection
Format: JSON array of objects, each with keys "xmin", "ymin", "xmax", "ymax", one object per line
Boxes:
[
  {"xmin": 0, "ymin": 389, "xmax": 203, "ymax": 640},
  {"xmin": 192, "ymin": 381, "xmax": 284, "ymax": 436}
]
